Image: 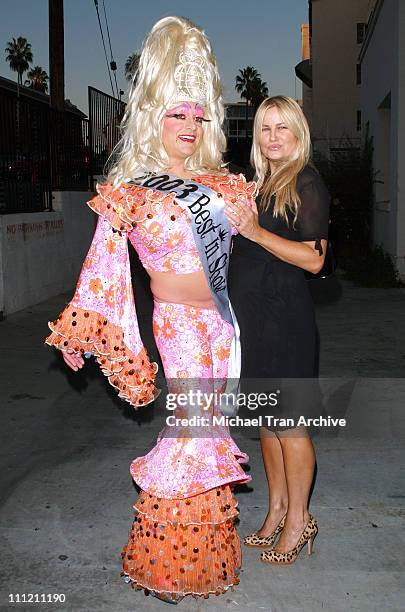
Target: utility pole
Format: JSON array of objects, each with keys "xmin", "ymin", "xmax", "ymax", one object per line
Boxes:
[
  {"xmin": 49, "ymin": 0, "xmax": 65, "ymax": 110},
  {"xmin": 49, "ymin": 0, "xmax": 64, "ymax": 192}
]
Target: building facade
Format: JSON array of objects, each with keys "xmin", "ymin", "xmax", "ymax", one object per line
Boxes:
[
  {"xmin": 296, "ymin": 23, "xmax": 313, "ymax": 131},
  {"xmin": 360, "ymin": 0, "xmax": 405, "ymax": 278},
  {"xmin": 298, "ymin": 0, "xmax": 373, "ymax": 158},
  {"xmin": 223, "ymin": 102, "xmax": 255, "ymax": 168},
  {"xmin": 224, "ymin": 102, "xmax": 255, "ymax": 140}
]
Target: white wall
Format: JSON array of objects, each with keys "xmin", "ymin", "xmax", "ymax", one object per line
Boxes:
[
  {"xmin": 361, "ymin": 0, "xmax": 405, "ymax": 278},
  {"xmin": 0, "ymin": 190, "xmax": 95, "ymax": 316}
]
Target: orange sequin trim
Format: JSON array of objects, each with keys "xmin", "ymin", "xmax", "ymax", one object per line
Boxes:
[
  {"xmin": 122, "ymin": 485, "xmax": 241, "ymax": 598},
  {"xmin": 45, "ymin": 303, "xmax": 159, "ymax": 407},
  {"xmin": 89, "ymin": 173, "xmax": 257, "ymax": 231}
]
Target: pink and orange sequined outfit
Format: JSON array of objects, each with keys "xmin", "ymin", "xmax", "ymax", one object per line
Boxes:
[{"xmin": 45, "ymin": 173, "xmax": 255, "ymax": 600}]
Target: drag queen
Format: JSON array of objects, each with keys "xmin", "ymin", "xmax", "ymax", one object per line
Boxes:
[{"xmin": 45, "ymin": 16, "xmax": 254, "ymax": 603}]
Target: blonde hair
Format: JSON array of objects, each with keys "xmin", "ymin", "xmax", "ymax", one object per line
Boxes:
[
  {"xmin": 106, "ymin": 16, "xmax": 226, "ymax": 187},
  {"xmin": 251, "ymin": 96, "xmax": 311, "ymax": 221}
]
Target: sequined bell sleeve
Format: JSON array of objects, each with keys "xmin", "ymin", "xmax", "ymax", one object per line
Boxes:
[{"xmin": 45, "ymin": 189, "xmax": 159, "ymax": 408}]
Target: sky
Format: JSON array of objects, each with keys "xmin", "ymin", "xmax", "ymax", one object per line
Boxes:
[{"xmin": 0, "ymin": 0, "xmax": 308, "ymax": 115}]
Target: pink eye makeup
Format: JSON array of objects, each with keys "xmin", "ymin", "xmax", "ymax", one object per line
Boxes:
[
  {"xmin": 165, "ymin": 103, "xmax": 211, "ymax": 123},
  {"xmin": 194, "ymin": 104, "xmax": 204, "ymax": 117},
  {"xmin": 169, "ymin": 103, "xmax": 193, "ymax": 113}
]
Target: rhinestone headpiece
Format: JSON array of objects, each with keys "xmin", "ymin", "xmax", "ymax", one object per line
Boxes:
[{"xmin": 173, "ymin": 48, "xmax": 209, "ymax": 106}]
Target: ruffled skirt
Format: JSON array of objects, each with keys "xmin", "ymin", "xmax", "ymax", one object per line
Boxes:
[{"xmin": 122, "ymin": 485, "xmax": 241, "ymax": 599}]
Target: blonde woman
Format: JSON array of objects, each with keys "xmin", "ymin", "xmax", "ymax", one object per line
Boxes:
[
  {"xmin": 46, "ymin": 16, "xmax": 254, "ymax": 603},
  {"xmin": 226, "ymin": 96, "xmax": 330, "ymax": 564}
]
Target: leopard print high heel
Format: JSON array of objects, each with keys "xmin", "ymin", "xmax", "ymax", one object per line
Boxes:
[
  {"xmin": 243, "ymin": 513, "xmax": 286, "ymax": 548},
  {"xmin": 260, "ymin": 515, "xmax": 318, "ymax": 564}
]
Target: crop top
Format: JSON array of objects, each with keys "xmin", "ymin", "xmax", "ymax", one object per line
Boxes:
[{"xmin": 92, "ymin": 173, "xmax": 255, "ymax": 274}]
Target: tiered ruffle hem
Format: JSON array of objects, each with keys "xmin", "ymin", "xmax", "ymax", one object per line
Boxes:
[{"xmin": 122, "ymin": 485, "xmax": 241, "ymax": 599}]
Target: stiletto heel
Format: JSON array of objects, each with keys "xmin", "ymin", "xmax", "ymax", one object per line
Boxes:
[
  {"xmin": 261, "ymin": 515, "xmax": 318, "ymax": 565},
  {"xmin": 244, "ymin": 513, "xmax": 286, "ymax": 548}
]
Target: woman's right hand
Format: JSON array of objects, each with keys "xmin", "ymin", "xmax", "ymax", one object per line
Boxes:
[{"xmin": 62, "ymin": 349, "xmax": 85, "ymax": 372}]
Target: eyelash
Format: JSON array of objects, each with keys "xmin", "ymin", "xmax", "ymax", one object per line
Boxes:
[
  {"xmin": 262, "ymin": 126, "xmax": 288, "ymax": 132},
  {"xmin": 166, "ymin": 113, "xmax": 209, "ymax": 124}
]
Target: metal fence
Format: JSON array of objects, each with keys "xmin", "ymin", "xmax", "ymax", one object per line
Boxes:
[
  {"xmin": 0, "ymin": 82, "xmax": 90, "ymax": 214},
  {"xmin": 88, "ymin": 86, "xmax": 125, "ymax": 181},
  {"xmin": 49, "ymin": 109, "xmax": 90, "ymax": 191},
  {"xmin": 0, "ymin": 86, "xmax": 52, "ymax": 213}
]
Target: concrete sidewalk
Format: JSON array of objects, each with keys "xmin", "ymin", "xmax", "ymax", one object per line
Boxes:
[{"xmin": 0, "ymin": 275, "xmax": 404, "ymax": 612}]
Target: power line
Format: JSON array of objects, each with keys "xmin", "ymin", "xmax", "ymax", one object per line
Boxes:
[
  {"xmin": 93, "ymin": 0, "xmax": 116, "ymax": 97},
  {"xmin": 101, "ymin": 0, "xmax": 119, "ymax": 99}
]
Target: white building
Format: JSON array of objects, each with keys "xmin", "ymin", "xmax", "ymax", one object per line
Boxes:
[
  {"xmin": 359, "ymin": 0, "xmax": 405, "ymax": 278},
  {"xmin": 297, "ymin": 0, "xmax": 373, "ymax": 158},
  {"xmin": 224, "ymin": 102, "xmax": 255, "ymax": 139}
]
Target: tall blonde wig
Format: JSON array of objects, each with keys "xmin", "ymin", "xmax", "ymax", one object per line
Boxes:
[
  {"xmin": 251, "ymin": 96, "xmax": 311, "ymax": 221},
  {"xmin": 107, "ymin": 16, "xmax": 226, "ymax": 186}
]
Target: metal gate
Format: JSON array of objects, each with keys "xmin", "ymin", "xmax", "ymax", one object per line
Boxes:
[
  {"xmin": 88, "ymin": 86, "xmax": 125, "ymax": 182},
  {"xmin": 0, "ymin": 84, "xmax": 52, "ymax": 213},
  {"xmin": 0, "ymin": 80, "xmax": 91, "ymax": 214}
]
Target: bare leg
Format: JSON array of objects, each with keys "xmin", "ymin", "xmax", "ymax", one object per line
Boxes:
[
  {"xmin": 273, "ymin": 428, "xmax": 316, "ymax": 552},
  {"xmin": 256, "ymin": 426, "xmax": 288, "ymax": 536}
]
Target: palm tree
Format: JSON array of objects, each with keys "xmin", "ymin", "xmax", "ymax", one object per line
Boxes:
[
  {"xmin": 5, "ymin": 36, "xmax": 33, "ymax": 86},
  {"xmin": 235, "ymin": 66, "xmax": 260, "ymax": 138},
  {"xmin": 5, "ymin": 36, "xmax": 33, "ymax": 158},
  {"xmin": 25, "ymin": 66, "xmax": 49, "ymax": 93},
  {"xmin": 250, "ymin": 77, "xmax": 269, "ymax": 110},
  {"xmin": 124, "ymin": 52, "xmax": 140, "ymax": 83}
]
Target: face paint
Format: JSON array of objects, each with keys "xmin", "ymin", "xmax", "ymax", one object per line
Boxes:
[{"xmin": 169, "ymin": 102, "xmax": 193, "ymax": 113}]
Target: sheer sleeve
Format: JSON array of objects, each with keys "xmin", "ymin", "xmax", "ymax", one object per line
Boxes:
[{"xmin": 296, "ymin": 168, "xmax": 330, "ymax": 242}]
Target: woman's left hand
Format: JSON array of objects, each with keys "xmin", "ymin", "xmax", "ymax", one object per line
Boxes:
[{"xmin": 225, "ymin": 198, "xmax": 262, "ymax": 242}]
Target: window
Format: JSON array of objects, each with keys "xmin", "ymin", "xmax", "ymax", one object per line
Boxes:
[
  {"xmin": 357, "ymin": 22, "xmax": 367, "ymax": 44},
  {"xmin": 357, "ymin": 63, "xmax": 362, "ymax": 85},
  {"xmin": 357, "ymin": 110, "xmax": 362, "ymax": 132},
  {"xmin": 228, "ymin": 119, "xmax": 238, "ymax": 136}
]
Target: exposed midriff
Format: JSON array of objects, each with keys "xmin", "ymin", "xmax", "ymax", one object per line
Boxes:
[{"xmin": 149, "ymin": 269, "xmax": 216, "ymax": 309}]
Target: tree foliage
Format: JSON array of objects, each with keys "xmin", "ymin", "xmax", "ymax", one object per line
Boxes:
[
  {"xmin": 124, "ymin": 52, "xmax": 140, "ymax": 83},
  {"xmin": 25, "ymin": 65, "xmax": 49, "ymax": 93},
  {"xmin": 315, "ymin": 127, "xmax": 403, "ymax": 286},
  {"xmin": 235, "ymin": 66, "xmax": 269, "ymax": 138},
  {"xmin": 5, "ymin": 36, "xmax": 33, "ymax": 85}
]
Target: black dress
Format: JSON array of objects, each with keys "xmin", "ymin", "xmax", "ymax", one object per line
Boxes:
[{"xmin": 228, "ymin": 165, "xmax": 330, "ymax": 427}]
